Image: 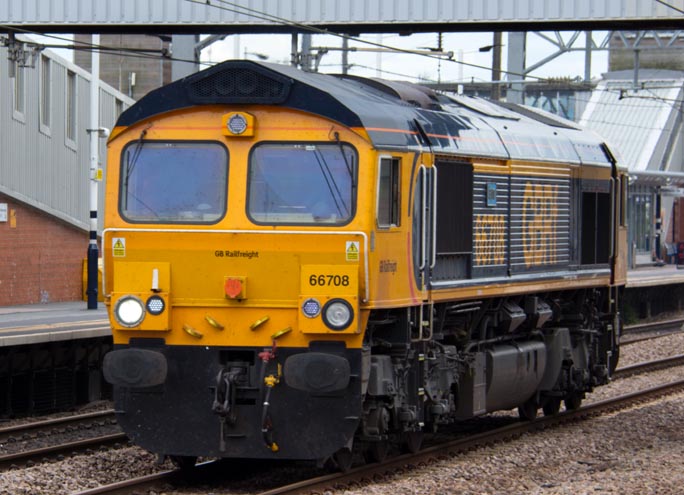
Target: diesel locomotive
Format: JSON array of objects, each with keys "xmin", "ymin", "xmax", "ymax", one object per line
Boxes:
[{"xmin": 102, "ymin": 60, "xmax": 627, "ymax": 469}]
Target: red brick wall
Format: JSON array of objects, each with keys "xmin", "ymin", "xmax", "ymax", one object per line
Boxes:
[{"xmin": 0, "ymin": 193, "xmax": 88, "ymax": 306}]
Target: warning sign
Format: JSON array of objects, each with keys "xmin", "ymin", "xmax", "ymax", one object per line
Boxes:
[
  {"xmin": 345, "ymin": 241, "xmax": 359, "ymax": 262},
  {"xmin": 112, "ymin": 238, "xmax": 126, "ymax": 257}
]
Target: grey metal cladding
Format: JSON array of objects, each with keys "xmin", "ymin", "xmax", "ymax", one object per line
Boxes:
[
  {"xmin": 0, "ymin": 41, "xmax": 134, "ymax": 231},
  {"xmin": 0, "ymin": 0, "xmax": 681, "ymax": 29}
]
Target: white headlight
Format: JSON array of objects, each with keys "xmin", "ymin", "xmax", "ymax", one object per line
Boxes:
[
  {"xmin": 114, "ymin": 296, "xmax": 145, "ymax": 327},
  {"xmin": 322, "ymin": 299, "xmax": 354, "ymax": 331}
]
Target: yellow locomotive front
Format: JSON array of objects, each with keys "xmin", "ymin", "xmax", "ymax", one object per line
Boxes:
[{"xmin": 101, "ymin": 63, "xmax": 417, "ymax": 463}]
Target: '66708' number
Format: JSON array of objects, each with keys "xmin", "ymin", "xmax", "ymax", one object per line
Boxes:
[{"xmin": 309, "ymin": 274, "xmax": 350, "ymax": 287}]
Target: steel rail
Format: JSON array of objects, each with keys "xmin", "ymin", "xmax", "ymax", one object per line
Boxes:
[
  {"xmin": 72, "ymin": 460, "xmax": 227, "ymax": 495},
  {"xmin": 613, "ymin": 354, "xmax": 684, "ymax": 379},
  {"xmin": 0, "ymin": 409, "xmax": 115, "ymax": 443},
  {"xmin": 0, "ymin": 432, "xmax": 127, "ymax": 471},
  {"xmin": 71, "ymin": 468, "xmax": 181, "ymax": 495},
  {"xmin": 623, "ymin": 317, "xmax": 684, "ymax": 334},
  {"xmin": 622, "ymin": 317, "xmax": 684, "ymax": 344}
]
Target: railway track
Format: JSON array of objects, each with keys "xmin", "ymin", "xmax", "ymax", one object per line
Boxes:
[
  {"xmin": 0, "ymin": 410, "xmax": 124, "ymax": 471},
  {"xmin": 0, "ymin": 431, "xmax": 128, "ymax": 471},
  {"xmin": 9, "ymin": 330, "xmax": 684, "ymax": 494},
  {"xmin": 73, "ymin": 459, "xmax": 278, "ymax": 495},
  {"xmin": 254, "ymin": 379, "xmax": 684, "ymax": 495},
  {"xmin": 9, "ymin": 341, "xmax": 667, "ymax": 472},
  {"xmin": 70, "ymin": 468, "xmax": 181, "ymax": 495},
  {"xmin": 613, "ymin": 354, "xmax": 684, "ymax": 378},
  {"xmin": 622, "ymin": 317, "xmax": 684, "ymax": 344},
  {"xmin": 72, "ymin": 373, "xmax": 684, "ymax": 495},
  {"xmin": 0, "ymin": 409, "xmax": 115, "ymax": 444}
]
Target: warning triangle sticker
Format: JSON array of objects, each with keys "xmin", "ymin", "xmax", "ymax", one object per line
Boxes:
[
  {"xmin": 346, "ymin": 241, "xmax": 359, "ymax": 261},
  {"xmin": 112, "ymin": 238, "xmax": 126, "ymax": 257}
]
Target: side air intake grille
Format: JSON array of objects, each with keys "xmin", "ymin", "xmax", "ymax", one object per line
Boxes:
[{"xmin": 188, "ymin": 66, "xmax": 291, "ymax": 104}]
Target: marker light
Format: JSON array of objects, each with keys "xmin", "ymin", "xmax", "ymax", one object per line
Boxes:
[
  {"xmin": 114, "ymin": 296, "xmax": 145, "ymax": 327},
  {"xmin": 322, "ymin": 299, "xmax": 354, "ymax": 331},
  {"xmin": 146, "ymin": 295, "xmax": 165, "ymax": 316},
  {"xmin": 227, "ymin": 113, "xmax": 248, "ymax": 134},
  {"xmin": 302, "ymin": 298, "xmax": 321, "ymax": 318},
  {"xmin": 222, "ymin": 112, "xmax": 255, "ymax": 137}
]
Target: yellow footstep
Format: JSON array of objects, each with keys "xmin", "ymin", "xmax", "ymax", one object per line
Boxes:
[
  {"xmin": 183, "ymin": 324, "xmax": 203, "ymax": 339},
  {"xmin": 204, "ymin": 314, "xmax": 225, "ymax": 330},
  {"xmin": 271, "ymin": 327, "xmax": 292, "ymax": 340}
]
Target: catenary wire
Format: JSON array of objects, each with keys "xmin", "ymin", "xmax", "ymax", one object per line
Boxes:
[
  {"xmin": 186, "ymin": 0, "xmax": 552, "ymax": 83},
  {"xmin": 653, "ymin": 0, "xmax": 684, "ymax": 16},
  {"xmin": 189, "ymin": 0, "xmax": 684, "ymax": 116}
]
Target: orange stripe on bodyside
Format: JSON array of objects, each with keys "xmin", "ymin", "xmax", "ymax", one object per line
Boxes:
[
  {"xmin": 365, "ymin": 127, "xmax": 419, "ymax": 135},
  {"xmin": 146, "ymin": 125, "xmax": 332, "ymax": 132}
]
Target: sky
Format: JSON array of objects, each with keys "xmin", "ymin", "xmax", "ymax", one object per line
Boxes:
[{"xmin": 201, "ymin": 31, "xmax": 610, "ymax": 83}]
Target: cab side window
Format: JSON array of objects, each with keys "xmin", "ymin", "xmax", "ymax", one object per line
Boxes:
[{"xmin": 377, "ymin": 157, "xmax": 400, "ymax": 228}]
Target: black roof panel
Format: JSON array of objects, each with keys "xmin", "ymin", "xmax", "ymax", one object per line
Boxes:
[{"xmin": 115, "ymin": 60, "xmax": 613, "ymax": 166}]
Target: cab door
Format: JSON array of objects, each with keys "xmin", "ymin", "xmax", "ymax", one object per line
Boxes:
[
  {"xmin": 612, "ymin": 172, "xmax": 629, "ymax": 286},
  {"xmin": 410, "ymin": 158, "xmax": 436, "ymax": 341}
]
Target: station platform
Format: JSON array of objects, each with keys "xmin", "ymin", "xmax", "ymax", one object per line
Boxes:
[
  {"xmin": 625, "ymin": 263, "xmax": 684, "ymax": 288},
  {"xmin": 1, "ymin": 264, "xmax": 684, "ymax": 348},
  {"xmin": 0, "ymin": 301, "xmax": 109, "ymax": 347}
]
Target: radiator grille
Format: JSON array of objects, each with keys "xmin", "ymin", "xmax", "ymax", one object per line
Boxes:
[{"xmin": 189, "ymin": 67, "xmax": 290, "ymax": 104}]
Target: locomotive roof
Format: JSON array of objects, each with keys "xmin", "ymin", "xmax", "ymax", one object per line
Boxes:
[{"xmin": 116, "ymin": 60, "xmax": 613, "ymax": 167}]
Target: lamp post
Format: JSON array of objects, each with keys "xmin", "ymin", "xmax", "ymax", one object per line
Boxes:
[
  {"xmin": 456, "ymin": 40, "xmax": 503, "ymax": 97},
  {"xmin": 86, "ymin": 35, "xmax": 101, "ymax": 309},
  {"xmin": 490, "ymin": 33, "xmax": 503, "ymax": 100}
]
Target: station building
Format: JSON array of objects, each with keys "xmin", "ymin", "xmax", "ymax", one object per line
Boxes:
[
  {"xmin": 73, "ymin": 34, "xmax": 173, "ymax": 101},
  {"xmin": 0, "ymin": 37, "xmax": 133, "ymax": 306},
  {"xmin": 580, "ymin": 69, "xmax": 684, "ymax": 266}
]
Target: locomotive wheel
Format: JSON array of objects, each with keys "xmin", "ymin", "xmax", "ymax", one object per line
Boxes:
[
  {"xmin": 170, "ymin": 455, "xmax": 197, "ymax": 471},
  {"xmin": 401, "ymin": 431, "xmax": 424, "ymax": 454},
  {"xmin": 518, "ymin": 397, "xmax": 538, "ymax": 421},
  {"xmin": 609, "ymin": 346, "xmax": 620, "ymax": 375},
  {"xmin": 364, "ymin": 440, "xmax": 389, "ymax": 463},
  {"xmin": 564, "ymin": 392, "xmax": 583, "ymax": 411},
  {"xmin": 542, "ymin": 397, "xmax": 562, "ymax": 416},
  {"xmin": 329, "ymin": 447, "xmax": 354, "ymax": 472}
]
